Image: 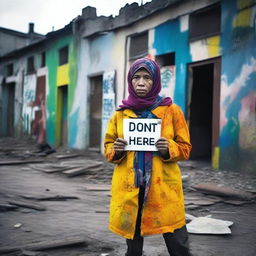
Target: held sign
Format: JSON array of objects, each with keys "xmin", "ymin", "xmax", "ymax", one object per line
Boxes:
[{"xmin": 123, "ymin": 119, "xmax": 162, "ymax": 151}]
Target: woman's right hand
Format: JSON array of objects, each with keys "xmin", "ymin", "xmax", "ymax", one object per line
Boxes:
[{"xmin": 114, "ymin": 138, "xmax": 127, "ymax": 155}]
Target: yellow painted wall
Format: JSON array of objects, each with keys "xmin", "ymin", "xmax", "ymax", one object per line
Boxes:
[
  {"xmin": 207, "ymin": 35, "xmax": 221, "ymax": 58},
  {"xmin": 190, "ymin": 35, "xmax": 220, "ymax": 62},
  {"xmin": 233, "ymin": 8, "xmax": 252, "ymax": 27},
  {"xmin": 57, "ymin": 64, "xmax": 69, "ymax": 86}
]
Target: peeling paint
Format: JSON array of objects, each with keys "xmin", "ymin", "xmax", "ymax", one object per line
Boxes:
[{"xmin": 153, "ymin": 18, "xmax": 191, "ymax": 111}]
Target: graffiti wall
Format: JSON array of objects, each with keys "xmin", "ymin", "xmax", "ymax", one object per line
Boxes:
[
  {"xmin": 101, "ymin": 71, "xmax": 116, "ymax": 151},
  {"xmin": 22, "ymin": 74, "xmax": 36, "ymax": 134},
  {"xmin": 219, "ymin": 0, "xmax": 256, "ymax": 172},
  {"xmin": 160, "ymin": 66, "xmax": 176, "ymax": 99},
  {"xmin": 73, "ymin": 32, "xmax": 118, "ymax": 149},
  {"xmin": 31, "ymin": 76, "xmax": 46, "ymax": 144},
  {"xmin": 152, "ymin": 15, "xmax": 191, "ymax": 112}
]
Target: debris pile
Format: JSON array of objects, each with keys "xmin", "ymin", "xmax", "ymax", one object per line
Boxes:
[{"xmin": 181, "ymin": 162, "xmax": 256, "ymax": 236}]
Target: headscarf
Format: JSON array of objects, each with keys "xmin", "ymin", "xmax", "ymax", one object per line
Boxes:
[{"xmin": 119, "ymin": 58, "xmax": 172, "ymax": 110}]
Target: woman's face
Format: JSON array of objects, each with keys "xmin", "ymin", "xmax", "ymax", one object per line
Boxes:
[{"xmin": 132, "ymin": 69, "xmax": 153, "ymax": 98}]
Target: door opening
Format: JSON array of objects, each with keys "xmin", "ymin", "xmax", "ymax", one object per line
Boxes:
[
  {"xmin": 89, "ymin": 75, "xmax": 102, "ymax": 149},
  {"xmin": 189, "ymin": 63, "xmax": 214, "ymax": 160},
  {"xmin": 2, "ymin": 82, "xmax": 15, "ymax": 136},
  {"xmin": 57, "ymin": 85, "xmax": 68, "ymax": 146}
]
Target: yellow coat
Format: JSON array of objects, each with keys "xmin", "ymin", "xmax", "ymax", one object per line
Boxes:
[{"xmin": 104, "ymin": 104, "xmax": 192, "ymax": 239}]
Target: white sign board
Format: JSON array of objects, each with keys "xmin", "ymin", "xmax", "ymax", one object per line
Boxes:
[{"xmin": 123, "ymin": 119, "xmax": 162, "ymax": 151}]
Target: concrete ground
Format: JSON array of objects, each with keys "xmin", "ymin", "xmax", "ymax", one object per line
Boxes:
[{"xmin": 0, "ymin": 137, "xmax": 256, "ymax": 256}]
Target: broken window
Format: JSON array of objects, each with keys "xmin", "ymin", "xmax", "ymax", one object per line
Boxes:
[
  {"xmin": 155, "ymin": 53, "xmax": 175, "ymax": 68},
  {"xmin": 27, "ymin": 56, "xmax": 35, "ymax": 74},
  {"xmin": 6, "ymin": 63, "xmax": 14, "ymax": 76},
  {"xmin": 129, "ymin": 31, "xmax": 148, "ymax": 60},
  {"xmin": 41, "ymin": 51, "xmax": 46, "ymax": 67},
  {"xmin": 59, "ymin": 46, "xmax": 68, "ymax": 65},
  {"xmin": 189, "ymin": 3, "xmax": 221, "ymax": 41}
]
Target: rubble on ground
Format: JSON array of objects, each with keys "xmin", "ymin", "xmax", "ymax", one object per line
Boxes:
[{"xmin": 0, "ymin": 137, "xmax": 256, "ymax": 255}]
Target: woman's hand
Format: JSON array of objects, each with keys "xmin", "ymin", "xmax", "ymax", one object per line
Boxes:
[
  {"xmin": 156, "ymin": 137, "xmax": 170, "ymax": 159},
  {"xmin": 114, "ymin": 138, "xmax": 127, "ymax": 157}
]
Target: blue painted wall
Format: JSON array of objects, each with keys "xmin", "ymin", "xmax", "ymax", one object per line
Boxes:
[{"xmin": 153, "ymin": 18, "xmax": 192, "ymax": 112}]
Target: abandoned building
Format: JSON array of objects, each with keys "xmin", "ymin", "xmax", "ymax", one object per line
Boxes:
[{"xmin": 0, "ymin": 0, "xmax": 255, "ymax": 173}]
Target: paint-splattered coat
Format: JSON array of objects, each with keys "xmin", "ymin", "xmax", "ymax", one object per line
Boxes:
[{"xmin": 104, "ymin": 104, "xmax": 192, "ymax": 239}]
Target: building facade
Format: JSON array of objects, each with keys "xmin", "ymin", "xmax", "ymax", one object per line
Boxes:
[
  {"xmin": 0, "ymin": 0, "xmax": 255, "ymax": 173},
  {"xmin": 0, "ymin": 23, "xmax": 45, "ymax": 56}
]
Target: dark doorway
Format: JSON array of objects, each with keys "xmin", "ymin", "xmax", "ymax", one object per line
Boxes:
[
  {"xmin": 2, "ymin": 82, "xmax": 15, "ymax": 136},
  {"xmin": 57, "ymin": 85, "xmax": 68, "ymax": 146},
  {"xmin": 89, "ymin": 75, "xmax": 102, "ymax": 149},
  {"xmin": 188, "ymin": 58, "xmax": 221, "ymax": 163},
  {"xmin": 189, "ymin": 63, "xmax": 214, "ymax": 160}
]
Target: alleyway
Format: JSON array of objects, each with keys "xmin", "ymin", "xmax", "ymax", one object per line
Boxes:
[{"xmin": 0, "ymin": 137, "xmax": 255, "ymax": 256}]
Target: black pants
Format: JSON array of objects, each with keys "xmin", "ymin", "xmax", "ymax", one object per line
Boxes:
[{"xmin": 126, "ymin": 187, "xmax": 192, "ymax": 256}]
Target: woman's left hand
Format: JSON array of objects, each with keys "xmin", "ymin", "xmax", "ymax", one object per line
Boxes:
[{"xmin": 156, "ymin": 137, "xmax": 170, "ymax": 159}]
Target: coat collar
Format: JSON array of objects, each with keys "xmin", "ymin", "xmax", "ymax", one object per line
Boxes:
[
  {"xmin": 122, "ymin": 105, "xmax": 168, "ymax": 119},
  {"xmin": 123, "ymin": 109, "xmax": 137, "ymax": 118}
]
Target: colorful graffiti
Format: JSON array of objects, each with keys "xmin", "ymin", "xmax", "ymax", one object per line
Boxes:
[
  {"xmin": 160, "ymin": 66, "xmax": 175, "ymax": 99},
  {"xmin": 22, "ymin": 74, "xmax": 47, "ymax": 144},
  {"xmin": 239, "ymin": 92, "xmax": 256, "ymax": 150},
  {"xmin": 219, "ymin": 0, "xmax": 256, "ymax": 172},
  {"xmin": 31, "ymin": 76, "xmax": 46, "ymax": 144},
  {"xmin": 101, "ymin": 71, "xmax": 116, "ymax": 150},
  {"xmin": 22, "ymin": 74, "xmax": 36, "ymax": 134},
  {"xmin": 152, "ymin": 15, "xmax": 191, "ymax": 112}
]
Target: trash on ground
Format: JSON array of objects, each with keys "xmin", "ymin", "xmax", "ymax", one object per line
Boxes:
[
  {"xmin": 186, "ymin": 215, "xmax": 233, "ymax": 234},
  {"xmin": 14, "ymin": 223, "xmax": 22, "ymax": 228}
]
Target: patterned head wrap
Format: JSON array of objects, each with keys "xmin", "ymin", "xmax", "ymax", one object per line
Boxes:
[{"xmin": 119, "ymin": 58, "xmax": 172, "ymax": 110}]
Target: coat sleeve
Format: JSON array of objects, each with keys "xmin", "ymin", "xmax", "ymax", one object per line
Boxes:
[
  {"xmin": 163, "ymin": 105, "xmax": 192, "ymax": 162},
  {"xmin": 104, "ymin": 111, "xmax": 126, "ymax": 164}
]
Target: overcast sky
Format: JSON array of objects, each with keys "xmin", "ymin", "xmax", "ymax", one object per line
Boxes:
[{"xmin": 0, "ymin": 0, "xmax": 152, "ymax": 35}]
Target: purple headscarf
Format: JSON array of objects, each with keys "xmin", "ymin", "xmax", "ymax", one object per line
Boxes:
[{"xmin": 119, "ymin": 58, "xmax": 172, "ymax": 110}]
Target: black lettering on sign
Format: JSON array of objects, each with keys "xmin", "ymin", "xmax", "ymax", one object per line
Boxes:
[
  {"xmin": 129, "ymin": 122, "xmax": 136, "ymax": 132},
  {"xmin": 128, "ymin": 121, "xmax": 158, "ymax": 132},
  {"xmin": 149, "ymin": 138, "xmax": 155, "ymax": 145},
  {"xmin": 137, "ymin": 123, "xmax": 143, "ymax": 132},
  {"xmin": 143, "ymin": 137, "xmax": 149, "ymax": 145},
  {"xmin": 129, "ymin": 137, "xmax": 136, "ymax": 144},
  {"xmin": 128, "ymin": 136, "xmax": 156, "ymax": 146},
  {"xmin": 137, "ymin": 137, "xmax": 142, "ymax": 145},
  {"xmin": 151, "ymin": 123, "xmax": 157, "ymax": 132},
  {"xmin": 144, "ymin": 123, "xmax": 151, "ymax": 132}
]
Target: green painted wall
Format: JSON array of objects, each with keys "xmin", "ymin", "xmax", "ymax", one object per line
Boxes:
[{"xmin": 45, "ymin": 34, "xmax": 77, "ymax": 146}]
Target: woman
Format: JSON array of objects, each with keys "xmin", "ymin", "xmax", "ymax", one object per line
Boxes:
[{"xmin": 104, "ymin": 58, "xmax": 192, "ymax": 256}]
